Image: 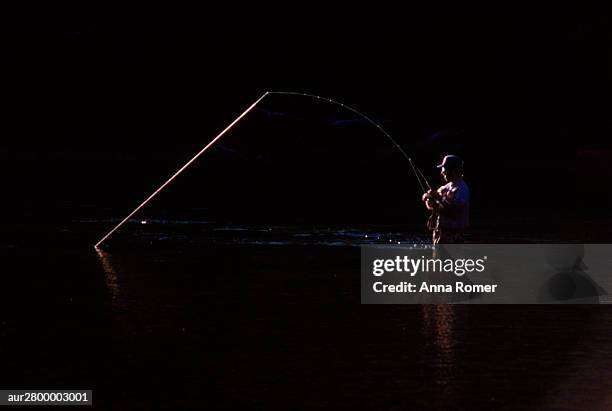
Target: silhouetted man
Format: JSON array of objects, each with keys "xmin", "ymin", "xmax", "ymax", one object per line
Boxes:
[{"xmin": 422, "ymin": 155, "xmax": 470, "ymax": 244}]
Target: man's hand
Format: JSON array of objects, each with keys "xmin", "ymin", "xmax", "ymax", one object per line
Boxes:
[
  {"xmin": 422, "ymin": 189, "xmax": 440, "ymax": 202},
  {"xmin": 422, "ymin": 190, "xmax": 439, "ymax": 210}
]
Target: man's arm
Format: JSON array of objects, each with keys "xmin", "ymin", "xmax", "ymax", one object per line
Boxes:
[
  {"xmin": 422, "ymin": 190, "xmax": 440, "ymax": 211},
  {"xmin": 423, "ymin": 189, "xmax": 466, "ymax": 214},
  {"xmin": 435, "ymin": 189, "xmax": 467, "ymax": 215}
]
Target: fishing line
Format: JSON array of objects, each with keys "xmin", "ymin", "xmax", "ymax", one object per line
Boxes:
[
  {"xmin": 415, "ymin": 164, "xmax": 432, "ymax": 192},
  {"xmin": 267, "ymin": 91, "xmax": 429, "ymax": 192},
  {"xmin": 95, "ymin": 91, "xmax": 430, "ymax": 248},
  {"xmin": 94, "ymin": 92, "xmax": 268, "ymax": 249}
]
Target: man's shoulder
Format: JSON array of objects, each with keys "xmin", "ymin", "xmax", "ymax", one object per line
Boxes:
[{"xmin": 457, "ymin": 180, "xmax": 470, "ymax": 200}]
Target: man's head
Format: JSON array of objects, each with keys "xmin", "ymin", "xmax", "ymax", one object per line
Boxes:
[{"xmin": 437, "ymin": 155, "xmax": 464, "ymax": 182}]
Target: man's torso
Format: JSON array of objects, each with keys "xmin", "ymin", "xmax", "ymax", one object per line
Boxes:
[{"xmin": 436, "ymin": 180, "xmax": 470, "ymax": 231}]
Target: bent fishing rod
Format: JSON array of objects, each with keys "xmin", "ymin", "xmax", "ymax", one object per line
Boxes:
[{"xmin": 94, "ymin": 91, "xmax": 431, "ymax": 249}]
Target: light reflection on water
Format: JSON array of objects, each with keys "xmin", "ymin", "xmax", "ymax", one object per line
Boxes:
[
  {"xmin": 96, "ymin": 248, "xmax": 121, "ymax": 307},
  {"xmin": 421, "ymin": 304, "xmax": 456, "ymax": 396},
  {"xmin": 84, "ymin": 220, "xmax": 429, "ymax": 247}
]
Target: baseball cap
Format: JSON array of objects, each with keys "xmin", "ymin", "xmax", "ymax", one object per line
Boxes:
[{"xmin": 436, "ymin": 154, "xmax": 464, "ymax": 169}]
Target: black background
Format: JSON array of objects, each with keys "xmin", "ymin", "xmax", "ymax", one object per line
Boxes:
[{"xmin": 2, "ymin": 1, "xmax": 611, "ymax": 228}]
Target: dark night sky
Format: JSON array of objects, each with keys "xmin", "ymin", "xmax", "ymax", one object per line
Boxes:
[{"xmin": 2, "ymin": 1, "xmax": 611, "ymax": 223}]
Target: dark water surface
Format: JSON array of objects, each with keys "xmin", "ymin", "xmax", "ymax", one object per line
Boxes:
[{"xmin": 1, "ymin": 221, "xmax": 611, "ymax": 410}]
